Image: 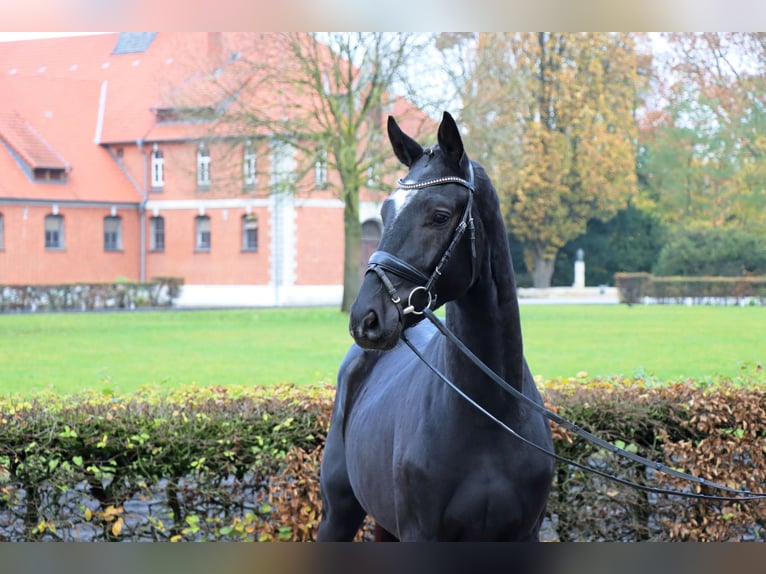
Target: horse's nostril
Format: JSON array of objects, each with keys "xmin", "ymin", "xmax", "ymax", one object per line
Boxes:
[
  {"xmin": 362, "ymin": 310, "xmax": 380, "ymax": 336},
  {"xmin": 351, "ymin": 309, "xmax": 382, "ymax": 343}
]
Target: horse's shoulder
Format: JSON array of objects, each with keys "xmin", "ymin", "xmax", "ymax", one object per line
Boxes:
[{"xmin": 337, "ymin": 345, "xmax": 382, "ymax": 433}]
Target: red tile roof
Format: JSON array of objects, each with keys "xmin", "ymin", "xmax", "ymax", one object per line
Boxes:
[
  {"xmin": 0, "ymin": 33, "xmax": 207, "ymax": 203},
  {"xmin": 0, "ymin": 74, "xmax": 141, "ymax": 203},
  {"xmin": 0, "ymin": 32, "xmax": 434, "ymax": 203}
]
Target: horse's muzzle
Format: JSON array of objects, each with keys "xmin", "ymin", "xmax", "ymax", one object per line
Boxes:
[{"xmin": 349, "ymin": 274, "xmax": 403, "ymax": 350}]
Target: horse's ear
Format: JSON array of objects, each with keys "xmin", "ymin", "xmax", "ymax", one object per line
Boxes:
[
  {"xmin": 387, "ymin": 116, "xmax": 423, "ymax": 167},
  {"xmin": 437, "ymin": 111, "xmax": 465, "ymax": 167}
]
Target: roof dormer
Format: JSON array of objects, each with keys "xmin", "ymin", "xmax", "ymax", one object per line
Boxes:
[{"xmin": 0, "ymin": 112, "xmax": 71, "ymax": 184}]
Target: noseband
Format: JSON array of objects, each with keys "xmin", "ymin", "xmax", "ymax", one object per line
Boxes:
[{"xmin": 367, "ymin": 162, "xmax": 477, "ymax": 318}]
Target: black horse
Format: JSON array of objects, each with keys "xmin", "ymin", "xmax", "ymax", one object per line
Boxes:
[{"xmin": 317, "ymin": 112, "xmax": 554, "ymax": 541}]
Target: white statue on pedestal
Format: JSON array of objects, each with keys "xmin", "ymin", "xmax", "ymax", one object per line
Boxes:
[{"xmin": 573, "ymin": 248, "xmax": 585, "ymax": 289}]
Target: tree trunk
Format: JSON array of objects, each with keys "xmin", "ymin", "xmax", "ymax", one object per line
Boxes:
[
  {"xmin": 530, "ymin": 248, "xmax": 556, "ymax": 288},
  {"xmin": 531, "ymin": 258, "xmax": 555, "ymax": 288},
  {"xmin": 341, "ymin": 189, "xmax": 361, "ymax": 313}
]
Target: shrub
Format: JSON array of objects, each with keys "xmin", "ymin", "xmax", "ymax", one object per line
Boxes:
[
  {"xmin": 2, "ymin": 375, "xmax": 766, "ymax": 541},
  {"xmin": 649, "ymin": 276, "xmax": 766, "ymax": 305},
  {"xmin": 614, "ymin": 272, "xmax": 651, "ymax": 305},
  {"xmin": 0, "ymin": 277, "xmax": 183, "ymax": 313},
  {"xmin": 555, "ymin": 206, "xmax": 666, "ymax": 287},
  {"xmin": 543, "ymin": 370, "xmax": 766, "ymax": 541},
  {"xmin": 0, "ymin": 384, "xmax": 336, "ymax": 541},
  {"xmin": 614, "ymin": 273, "xmax": 766, "ymax": 305},
  {"xmin": 653, "ymin": 227, "xmax": 766, "ymax": 277}
]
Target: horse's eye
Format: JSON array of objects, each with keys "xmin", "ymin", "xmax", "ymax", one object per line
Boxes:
[{"xmin": 431, "ymin": 211, "xmax": 450, "ymax": 226}]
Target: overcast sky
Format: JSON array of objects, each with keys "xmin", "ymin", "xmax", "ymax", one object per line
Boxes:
[{"xmin": 0, "ymin": 32, "xmax": 111, "ymax": 42}]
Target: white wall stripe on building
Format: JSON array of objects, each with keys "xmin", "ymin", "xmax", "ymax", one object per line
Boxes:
[
  {"xmin": 294, "ymin": 198, "xmax": 344, "ymax": 208},
  {"xmin": 145, "ymin": 198, "xmax": 271, "ymax": 211},
  {"xmin": 175, "ymin": 284, "xmax": 343, "ymax": 308},
  {"xmin": 144, "ymin": 197, "xmax": 344, "ymax": 211},
  {"xmin": 270, "ymin": 191, "xmax": 297, "ymax": 306}
]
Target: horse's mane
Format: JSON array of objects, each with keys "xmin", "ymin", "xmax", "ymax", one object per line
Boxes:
[{"xmin": 462, "ymin": 159, "xmax": 526, "ymax": 384}]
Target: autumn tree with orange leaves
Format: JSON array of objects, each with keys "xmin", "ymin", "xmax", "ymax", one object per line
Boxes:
[
  {"xmin": 453, "ymin": 33, "xmax": 651, "ymax": 287},
  {"xmin": 641, "ymin": 33, "xmax": 766, "ymax": 235}
]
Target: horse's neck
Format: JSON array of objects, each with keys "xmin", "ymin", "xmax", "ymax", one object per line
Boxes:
[{"xmin": 444, "ymin": 213, "xmax": 526, "ymax": 402}]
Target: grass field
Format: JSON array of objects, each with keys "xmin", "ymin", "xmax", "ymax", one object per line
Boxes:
[
  {"xmin": 519, "ymin": 304, "xmax": 764, "ymax": 381},
  {"xmin": 0, "ymin": 305, "xmax": 763, "ymax": 396}
]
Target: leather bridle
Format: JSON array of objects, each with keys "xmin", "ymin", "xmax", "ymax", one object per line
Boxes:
[
  {"xmin": 364, "ymin": 162, "xmax": 766, "ymax": 503},
  {"xmin": 366, "ymin": 162, "xmax": 477, "ymax": 319}
]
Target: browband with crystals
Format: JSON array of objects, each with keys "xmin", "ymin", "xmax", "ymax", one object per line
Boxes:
[{"xmin": 396, "ymin": 162, "xmax": 475, "ymax": 193}]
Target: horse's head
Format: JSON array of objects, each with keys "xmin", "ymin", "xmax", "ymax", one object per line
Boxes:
[{"xmin": 350, "ymin": 112, "xmax": 482, "ymax": 350}]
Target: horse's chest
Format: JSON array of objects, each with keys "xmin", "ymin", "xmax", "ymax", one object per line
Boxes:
[{"xmin": 345, "ymin": 390, "xmax": 518, "ymax": 521}]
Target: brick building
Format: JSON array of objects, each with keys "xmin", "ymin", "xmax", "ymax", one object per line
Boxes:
[{"xmin": 0, "ymin": 32, "xmax": 420, "ymax": 307}]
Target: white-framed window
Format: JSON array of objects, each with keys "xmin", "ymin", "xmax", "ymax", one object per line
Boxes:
[
  {"xmin": 315, "ymin": 148, "xmax": 328, "ymax": 190},
  {"xmin": 150, "ymin": 216, "xmax": 165, "ymax": 252},
  {"xmin": 151, "ymin": 144, "xmax": 164, "ymax": 190},
  {"xmin": 197, "ymin": 142, "xmax": 211, "ymax": 189},
  {"xmin": 104, "ymin": 215, "xmax": 122, "ymax": 251},
  {"xmin": 243, "ymin": 140, "xmax": 257, "ymax": 188},
  {"xmin": 242, "ymin": 214, "xmax": 258, "ymax": 251},
  {"xmin": 45, "ymin": 214, "xmax": 65, "ymax": 250},
  {"xmin": 195, "ymin": 215, "xmax": 211, "ymax": 251},
  {"xmin": 0, "ymin": 213, "xmax": 4, "ymax": 250}
]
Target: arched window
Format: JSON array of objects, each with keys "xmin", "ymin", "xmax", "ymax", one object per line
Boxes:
[
  {"xmin": 242, "ymin": 214, "xmax": 258, "ymax": 251},
  {"xmin": 195, "ymin": 215, "xmax": 211, "ymax": 251},
  {"xmin": 243, "ymin": 140, "xmax": 257, "ymax": 188},
  {"xmin": 150, "ymin": 216, "xmax": 165, "ymax": 252},
  {"xmin": 45, "ymin": 213, "xmax": 65, "ymax": 250},
  {"xmin": 104, "ymin": 215, "xmax": 122, "ymax": 251},
  {"xmin": 197, "ymin": 142, "xmax": 211, "ymax": 189},
  {"xmin": 151, "ymin": 144, "xmax": 164, "ymax": 190}
]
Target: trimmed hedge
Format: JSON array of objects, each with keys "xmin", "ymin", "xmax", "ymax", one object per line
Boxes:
[
  {"xmin": 0, "ymin": 277, "xmax": 183, "ymax": 313},
  {"xmin": 615, "ymin": 273, "xmax": 766, "ymax": 305},
  {"xmin": 2, "ymin": 373, "xmax": 766, "ymax": 541},
  {"xmin": 0, "ymin": 384, "xmax": 333, "ymax": 541},
  {"xmin": 614, "ymin": 272, "xmax": 652, "ymax": 305}
]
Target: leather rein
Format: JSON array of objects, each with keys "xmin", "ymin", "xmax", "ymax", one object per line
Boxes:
[{"xmin": 367, "ymin": 169, "xmax": 766, "ymax": 503}]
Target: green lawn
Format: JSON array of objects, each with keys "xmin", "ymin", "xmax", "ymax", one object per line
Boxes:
[
  {"xmin": 519, "ymin": 305, "xmax": 765, "ymax": 381},
  {"xmin": 0, "ymin": 308, "xmax": 351, "ymax": 396},
  {"xmin": 0, "ymin": 305, "xmax": 763, "ymax": 396}
]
